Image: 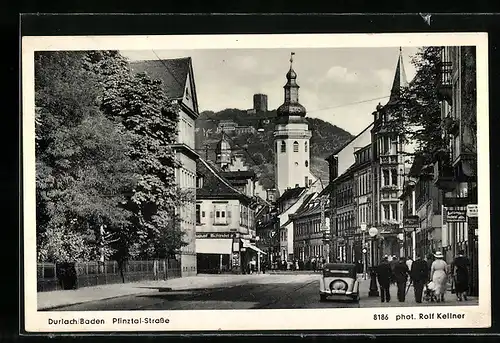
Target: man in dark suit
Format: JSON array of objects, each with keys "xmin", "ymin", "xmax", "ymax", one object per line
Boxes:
[
  {"xmin": 410, "ymin": 254, "xmax": 428, "ymax": 303},
  {"xmin": 376, "ymin": 256, "xmax": 392, "ymax": 303},
  {"xmin": 393, "ymin": 257, "xmax": 410, "ymax": 302}
]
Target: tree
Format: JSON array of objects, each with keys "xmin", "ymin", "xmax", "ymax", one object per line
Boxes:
[
  {"xmin": 85, "ymin": 51, "xmax": 190, "ymax": 260},
  {"xmin": 385, "ymin": 46, "xmax": 448, "ymax": 167},
  {"xmin": 35, "ymin": 51, "xmax": 139, "ymax": 263}
]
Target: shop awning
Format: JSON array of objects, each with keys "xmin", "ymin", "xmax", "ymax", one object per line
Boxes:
[
  {"xmin": 241, "ymin": 239, "xmax": 267, "ymax": 255},
  {"xmin": 196, "ymin": 239, "xmax": 233, "ymax": 255}
]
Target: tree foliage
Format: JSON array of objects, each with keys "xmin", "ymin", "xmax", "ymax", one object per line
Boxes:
[
  {"xmin": 36, "ymin": 51, "xmax": 190, "ymax": 263},
  {"xmin": 35, "ymin": 51, "xmax": 138, "ymax": 262},
  {"xmin": 385, "ymin": 46, "xmax": 448, "ymax": 166}
]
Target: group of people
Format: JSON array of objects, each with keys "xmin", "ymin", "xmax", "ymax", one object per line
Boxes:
[
  {"xmin": 375, "ymin": 250, "xmax": 471, "ymax": 304},
  {"xmin": 276, "ymin": 257, "xmax": 327, "ymax": 271}
]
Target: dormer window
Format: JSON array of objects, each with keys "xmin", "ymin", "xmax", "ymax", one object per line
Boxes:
[
  {"xmin": 196, "ymin": 176, "xmax": 204, "ymax": 188},
  {"xmin": 185, "ymin": 87, "xmax": 190, "ymax": 100}
]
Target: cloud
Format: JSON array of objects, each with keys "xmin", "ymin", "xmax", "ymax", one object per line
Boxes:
[{"xmin": 325, "ymin": 66, "xmax": 359, "ymax": 84}]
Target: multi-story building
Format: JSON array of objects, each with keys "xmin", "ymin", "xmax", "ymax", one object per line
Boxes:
[
  {"xmin": 195, "ymin": 157, "xmax": 262, "ymax": 274},
  {"xmin": 291, "ymin": 190, "xmax": 331, "ymax": 264},
  {"xmin": 331, "ymin": 164, "xmax": 356, "ymax": 262},
  {"xmin": 400, "ymin": 155, "xmax": 443, "ymax": 260},
  {"xmin": 352, "ymin": 144, "xmax": 374, "ymax": 266},
  {"xmin": 434, "ymin": 46, "xmax": 478, "ymax": 295},
  {"xmin": 370, "ymin": 49, "xmax": 414, "ymax": 260},
  {"xmin": 130, "ymin": 57, "xmax": 200, "ymax": 277}
]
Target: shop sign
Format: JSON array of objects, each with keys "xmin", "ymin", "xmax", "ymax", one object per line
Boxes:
[
  {"xmin": 196, "ymin": 232, "xmax": 232, "ymax": 239},
  {"xmin": 403, "ymin": 215, "xmax": 419, "ymax": 229},
  {"xmin": 467, "ymin": 204, "xmax": 478, "ymax": 218},
  {"xmin": 445, "ymin": 209, "xmax": 467, "ymax": 223}
]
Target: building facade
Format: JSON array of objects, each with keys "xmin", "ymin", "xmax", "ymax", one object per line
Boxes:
[
  {"xmin": 291, "ymin": 191, "xmax": 331, "ymax": 264},
  {"xmin": 195, "ymin": 158, "xmax": 262, "ymax": 274},
  {"xmin": 130, "ymin": 57, "xmax": 200, "ymax": 277},
  {"xmin": 435, "ymin": 46, "xmax": 478, "ymax": 295},
  {"xmin": 370, "ymin": 50, "xmax": 413, "ymax": 261},
  {"xmin": 352, "ymin": 144, "xmax": 374, "ymax": 266}
]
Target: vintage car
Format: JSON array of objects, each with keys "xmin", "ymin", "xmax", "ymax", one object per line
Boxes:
[{"xmin": 319, "ymin": 263, "xmax": 360, "ymax": 302}]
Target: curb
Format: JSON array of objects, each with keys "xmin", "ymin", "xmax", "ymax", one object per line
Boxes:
[{"xmin": 38, "ymin": 293, "xmax": 136, "ymax": 311}]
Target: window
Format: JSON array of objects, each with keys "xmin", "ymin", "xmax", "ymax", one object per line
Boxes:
[
  {"xmin": 214, "ymin": 204, "xmax": 228, "ymax": 225},
  {"xmin": 391, "ymin": 169, "xmax": 398, "ymax": 186},
  {"xmin": 281, "ymin": 141, "xmax": 286, "ymax": 153},
  {"xmin": 383, "ymin": 204, "xmax": 390, "ymax": 221},
  {"xmin": 305, "ymin": 142, "xmax": 308, "ymax": 152},
  {"xmin": 202, "ymin": 211, "xmax": 205, "ymax": 218},
  {"xmin": 391, "ymin": 203, "xmax": 399, "ymax": 221},
  {"xmin": 196, "ymin": 176, "xmax": 203, "ymax": 189},
  {"xmin": 293, "ymin": 141, "xmax": 299, "ymax": 152},
  {"xmin": 383, "ymin": 170, "xmax": 390, "ymax": 186},
  {"xmin": 196, "ymin": 205, "xmax": 201, "ymax": 224},
  {"xmin": 305, "ymin": 176, "xmax": 309, "ymax": 187},
  {"xmin": 305, "ymin": 160, "xmax": 309, "ymax": 167}
]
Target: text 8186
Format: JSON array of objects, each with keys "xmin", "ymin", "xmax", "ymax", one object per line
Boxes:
[{"xmin": 373, "ymin": 314, "xmax": 389, "ymax": 320}]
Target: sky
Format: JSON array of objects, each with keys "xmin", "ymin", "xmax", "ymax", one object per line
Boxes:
[{"xmin": 121, "ymin": 47, "xmax": 420, "ymax": 136}]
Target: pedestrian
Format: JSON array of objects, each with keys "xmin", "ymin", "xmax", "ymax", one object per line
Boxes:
[
  {"xmin": 452, "ymin": 250, "xmax": 470, "ymax": 301},
  {"xmin": 406, "ymin": 256, "xmax": 413, "ymax": 271},
  {"xmin": 410, "ymin": 254, "xmax": 428, "ymax": 303},
  {"xmin": 312, "ymin": 257, "xmax": 317, "ymax": 272},
  {"xmin": 430, "ymin": 251, "xmax": 448, "ymax": 303},
  {"xmin": 426, "ymin": 253, "xmax": 434, "ymax": 280},
  {"xmin": 389, "ymin": 255, "xmax": 398, "ymax": 284},
  {"xmin": 393, "ymin": 257, "xmax": 410, "ymax": 302},
  {"xmin": 262, "ymin": 260, "xmax": 267, "ymax": 274},
  {"xmin": 376, "ymin": 256, "xmax": 392, "ymax": 303}
]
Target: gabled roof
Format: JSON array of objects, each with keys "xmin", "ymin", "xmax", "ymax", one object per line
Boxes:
[
  {"xmin": 196, "ymin": 158, "xmax": 252, "ymax": 203},
  {"xmin": 129, "ymin": 58, "xmax": 198, "ymax": 111},
  {"xmin": 276, "ymin": 187, "xmax": 306, "ymax": 205},
  {"xmin": 326, "ymin": 123, "xmax": 374, "ymax": 160},
  {"xmin": 221, "ymin": 170, "xmax": 256, "ymax": 180},
  {"xmin": 333, "ymin": 162, "xmax": 356, "ymax": 183}
]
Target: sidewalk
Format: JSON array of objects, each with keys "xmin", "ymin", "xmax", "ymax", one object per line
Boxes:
[
  {"xmin": 37, "ymin": 274, "xmax": 266, "ymax": 310},
  {"xmin": 358, "ymin": 277, "xmax": 479, "ymax": 308}
]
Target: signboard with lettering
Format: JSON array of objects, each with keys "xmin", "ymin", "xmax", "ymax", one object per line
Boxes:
[
  {"xmin": 445, "ymin": 209, "xmax": 467, "ymax": 223},
  {"xmin": 196, "ymin": 232, "xmax": 233, "ymax": 239},
  {"xmin": 467, "ymin": 204, "xmax": 478, "ymax": 218},
  {"xmin": 403, "ymin": 215, "xmax": 420, "ymax": 228}
]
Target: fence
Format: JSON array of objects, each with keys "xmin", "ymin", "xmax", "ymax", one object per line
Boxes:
[{"xmin": 37, "ymin": 259, "xmax": 181, "ymax": 292}]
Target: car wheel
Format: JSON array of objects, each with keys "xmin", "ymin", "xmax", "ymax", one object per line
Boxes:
[
  {"xmin": 320, "ymin": 294, "xmax": 327, "ymax": 302},
  {"xmin": 352, "ymin": 295, "xmax": 360, "ymax": 303}
]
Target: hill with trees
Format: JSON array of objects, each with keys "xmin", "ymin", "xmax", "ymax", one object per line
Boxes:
[{"xmin": 195, "ymin": 108, "xmax": 354, "ymax": 189}]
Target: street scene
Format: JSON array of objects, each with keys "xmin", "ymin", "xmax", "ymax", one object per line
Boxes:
[
  {"xmin": 34, "ymin": 43, "xmax": 479, "ymax": 311},
  {"xmin": 38, "ymin": 272, "xmax": 478, "ymax": 311}
]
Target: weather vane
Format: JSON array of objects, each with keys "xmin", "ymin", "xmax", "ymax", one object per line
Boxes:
[{"xmin": 290, "ymin": 52, "xmax": 295, "ymax": 66}]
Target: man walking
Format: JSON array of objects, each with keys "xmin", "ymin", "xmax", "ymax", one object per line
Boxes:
[
  {"xmin": 410, "ymin": 254, "xmax": 428, "ymax": 303},
  {"xmin": 393, "ymin": 257, "xmax": 410, "ymax": 302},
  {"xmin": 452, "ymin": 250, "xmax": 470, "ymax": 301},
  {"xmin": 389, "ymin": 255, "xmax": 398, "ymax": 285},
  {"xmin": 376, "ymin": 256, "xmax": 392, "ymax": 303}
]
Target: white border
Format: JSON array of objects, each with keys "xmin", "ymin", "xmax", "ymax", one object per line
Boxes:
[{"xmin": 22, "ymin": 33, "xmax": 491, "ymax": 332}]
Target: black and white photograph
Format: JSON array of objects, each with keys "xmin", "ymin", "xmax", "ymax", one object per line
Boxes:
[{"xmin": 22, "ymin": 33, "xmax": 490, "ymax": 332}]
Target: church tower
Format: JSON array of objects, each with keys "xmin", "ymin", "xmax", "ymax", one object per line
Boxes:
[
  {"xmin": 274, "ymin": 53, "xmax": 313, "ymax": 195},
  {"xmin": 215, "ymin": 132, "xmax": 232, "ymax": 171}
]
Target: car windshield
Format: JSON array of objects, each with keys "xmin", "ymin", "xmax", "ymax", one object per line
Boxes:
[{"xmin": 323, "ymin": 264, "xmax": 356, "ymax": 277}]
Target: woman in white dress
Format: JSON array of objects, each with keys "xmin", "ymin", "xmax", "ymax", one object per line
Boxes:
[{"xmin": 430, "ymin": 251, "xmax": 448, "ymax": 302}]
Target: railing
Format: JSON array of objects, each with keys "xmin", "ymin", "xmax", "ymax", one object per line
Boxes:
[
  {"xmin": 380, "ymin": 155, "xmax": 398, "ymax": 164},
  {"xmin": 37, "ymin": 259, "xmax": 181, "ymax": 292},
  {"xmin": 437, "ymin": 61, "xmax": 453, "ymax": 102}
]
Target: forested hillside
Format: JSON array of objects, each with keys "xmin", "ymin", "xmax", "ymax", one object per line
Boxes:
[{"xmin": 195, "ymin": 109, "xmax": 354, "ymax": 190}]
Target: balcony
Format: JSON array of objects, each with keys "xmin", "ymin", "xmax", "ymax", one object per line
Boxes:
[
  {"xmin": 442, "ymin": 115, "xmax": 459, "ymax": 137},
  {"xmin": 437, "ymin": 61, "xmax": 453, "ymax": 103},
  {"xmin": 433, "ymin": 154, "xmax": 456, "ymax": 192},
  {"xmin": 380, "ymin": 155, "xmax": 398, "ymax": 165}
]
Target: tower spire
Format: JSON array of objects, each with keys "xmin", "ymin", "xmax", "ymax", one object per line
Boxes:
[{"xmin": 388, "ymin": 47, "xmax": 408, "ymax": 104}]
